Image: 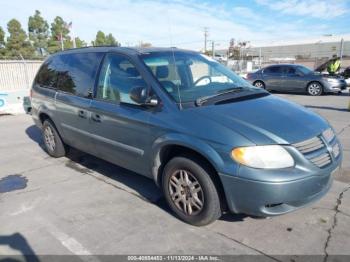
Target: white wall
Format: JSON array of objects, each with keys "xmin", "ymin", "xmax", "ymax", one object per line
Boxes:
[{"xmin": 0, "ymin": 60, "xmax": 42, "ymax": 114}]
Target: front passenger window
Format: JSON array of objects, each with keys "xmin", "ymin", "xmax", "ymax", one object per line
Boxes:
[{"xmin": 96, "ymin": 54, "xmax": 147, "ymax": 105}]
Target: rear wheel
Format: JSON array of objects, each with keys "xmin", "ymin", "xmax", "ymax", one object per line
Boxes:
[
  {"xmin": 307, "ymin": 82, "xmax": 323, "ymax": 96},
  {"xmin": 253, "ymin": 80, "xmax": 265, "ymax": 89},
  {"xmin": 162, "ymin": 156, "xmax": 221, "ymax": 226},
  {"xmin": 42, "ymin": 120, "xmax": 66, "ymax": 157}
]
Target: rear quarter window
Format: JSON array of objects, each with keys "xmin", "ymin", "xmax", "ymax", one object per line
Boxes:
[
  {"xmin": 56, "ymin": 52, "xmax": 104, "ymax": 97},
  {"xmin": 34, "ymin": 58, "xmax": 58, "ymax": 88}
]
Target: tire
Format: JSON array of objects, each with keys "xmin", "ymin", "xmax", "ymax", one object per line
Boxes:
[
  {"xmin": 253, "ymin": 80, "xmax": 265, "ymax": 89},
  {"xmin": 162, "ymin": 156, "xmax": 222, "ymax": 226},
  {"xmin": 307, "ymin": 82, "xmax": 323, "ymax": 96},
  {"xmin": 42, "ymin": 120, "xmax": 66, "ymax": 158}
]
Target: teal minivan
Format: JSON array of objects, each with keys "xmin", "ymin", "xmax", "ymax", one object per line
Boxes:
[{"xmin": 31, "ymin": 47, "xmax": 342, "ymax": 226}]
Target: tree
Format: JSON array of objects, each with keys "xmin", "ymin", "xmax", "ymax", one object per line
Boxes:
[
  {"xmin": 93, "ymin": 31, "xmax": 106, "ymax": 46},
  {"xmin": 105, "ymin": 33, "xmax": 119, "ymax": 46},
  {"xmin": 0, "ymin": 26, "xmax": 5, "ymax": 58},
  {"xmin": 0, "ymin": 26, "xmax": 5, "ymax": 47},
  {"xmin": 93, "ymin": 31, "xmax": 119, "ymax": 46},
  {"xmin": 47, "ymin": 16, "xmax": 71, "ymax": 53},
  {"xmin": 75, "ymin": 37, "xmax": 86, "ymax": 48},
  {"xmin": 140, "ymin": 42, "xmax": 151, "ymax": 48},
  {"xmin": 28, "ymin": 10, "xmax": 49, "ymax": 55},
  {"xmin": 5, "ymin": 19, "xmax": 34, "ymax": 59}
]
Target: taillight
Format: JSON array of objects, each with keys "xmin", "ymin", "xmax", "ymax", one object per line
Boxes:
[
  {"xmin": 30, "ymin": 89, "xmax": 33, "ymax": 99},
  {"xmin": 246, "ymin": 73, "xmax": 252, "ymax": 80}
]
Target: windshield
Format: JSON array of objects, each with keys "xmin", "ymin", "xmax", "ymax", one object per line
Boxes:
[
  {"xmin": 297, "ymin": 65, "xmax": 313, "ymax": 75},
  {"xmin": 141, "ymin": 51, "xmax": 253, "ymax": 103}
]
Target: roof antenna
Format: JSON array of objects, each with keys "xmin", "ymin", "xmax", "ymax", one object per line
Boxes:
[{"xmin": 166, "ymin": 12, "xmax": 183, "ymax": 109}]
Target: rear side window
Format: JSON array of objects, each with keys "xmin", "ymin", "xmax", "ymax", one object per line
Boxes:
[
  {"xmin": 264, "ymin": 66, "xmax": 282, "ymax": 74},
  {"xmin": 283, "ymin": 66, "xmax": 296, "ymax": 74},
  {"xmin": 57, "ymin": 52, "xmax": 104, "ymax": 97},
  {"xmin": 35, "ymin": 58, "xmax": 58, "ymax": 88}
]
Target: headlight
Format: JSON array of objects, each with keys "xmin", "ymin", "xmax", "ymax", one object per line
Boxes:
[{"xmin": 231, "ymin": 145, "xmax": 294, "ymax": 169}]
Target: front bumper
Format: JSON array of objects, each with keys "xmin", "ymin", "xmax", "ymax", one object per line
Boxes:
[
  {"xmin": 323, "ymin": 80, "xmax": 348, "ymax": 92},
  {"xmin": 220, "ymin": 170, "xmax": 335, "ymax": 216},
  {"xmin": 345, "ymin": 78, "xmax": 350, "ymax": 87},
  {"xmin": 219, "ymin": 151, "xmax": 342, "ymax": 217}
]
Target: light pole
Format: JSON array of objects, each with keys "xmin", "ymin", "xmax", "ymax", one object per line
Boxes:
[{"xmin": 204, "ymin": 27, "xmax": 209, "ymax": 53}]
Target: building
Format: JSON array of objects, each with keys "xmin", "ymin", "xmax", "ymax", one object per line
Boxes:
[{"xmin": 246, "ymin": 34, "xmax": 350, "ymax": 63}]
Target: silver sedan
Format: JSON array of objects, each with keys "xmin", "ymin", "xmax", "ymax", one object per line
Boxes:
[{"xmin": 246, "ymin": 64, "xmax": 348, "ymax": 96}]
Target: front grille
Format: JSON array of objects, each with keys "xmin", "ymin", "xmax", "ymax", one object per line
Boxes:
[
  {"xmin": 310, "ymin": 152, "xmax": 332, "ymax": 167},
  {"xmin": 293, "ymin": 128, "xmax": 338, "ymax": 169},
  {"xmin": 293, "ymin": 136, "xmax": 324, "ymax": 154}
]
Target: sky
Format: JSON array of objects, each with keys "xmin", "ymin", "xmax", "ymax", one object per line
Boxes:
[{"xmin": 0, "ymin": 0, "xmax": 349, "ymax": 50}]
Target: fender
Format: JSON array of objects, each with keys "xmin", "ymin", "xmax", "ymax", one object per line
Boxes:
[{"xmin": 151, "ymin": 133, "xmax": 225, "ymax": 185}]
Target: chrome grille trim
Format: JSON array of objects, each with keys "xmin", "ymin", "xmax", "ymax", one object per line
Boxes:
[
  {"xmin": 293, "ymin": 134, "xmax": 333, "ymax": 168},
  {"xmin": 332, "ymin": 143, "xmax": 340, "ymax": 158},
  {"xmin": 293, "ymin": 136, "xmax": 324, "ymax": 154},
  {"xmin": 322, "ymin": 128, "xmax": 335, "ymax": 143},
  {"xmin": 310, "ymin": 152, "xmax": 332, "ymax": 167}
]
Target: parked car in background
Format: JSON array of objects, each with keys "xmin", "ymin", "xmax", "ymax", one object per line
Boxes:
[
  {"xmin": 246, "ymin": 64, "xmax": 348, "ymax": 96},
  {"xmin": 213, "ymin": 54, "xmax": 227, "ymax": 63},
  {"xmin": 31, "ymin": 48, "xmax": 342, "ymax": 226},
  {"xmin": 341, "ymin": 66, "xmax": 350, "ymax": 87}
]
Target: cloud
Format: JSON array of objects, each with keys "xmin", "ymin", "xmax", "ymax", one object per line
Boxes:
[
  {"xmin": 0, "ymin": 0, "xmax": 346, "ymax": 50},
  {"xmin": 256, "ymin": 0, "xmax": 349, "ymax": 19},
  {"xmin": 0, "ymin": 0, "xmax": 262, "ymax": 49}
]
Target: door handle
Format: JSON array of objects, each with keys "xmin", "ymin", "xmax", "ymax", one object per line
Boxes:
[
  {"xmin": 91, "ymin": 113, "xmax": 102, "ymax": 123},
  {"xmin": 78, "ymin": 110, "xmax": 87, "ymax": 119}
]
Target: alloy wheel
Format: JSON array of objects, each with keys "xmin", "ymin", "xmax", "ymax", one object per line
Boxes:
[
  {"xmin": 168, "ymin": 170, "xmax": 204, "ymax": 216},
  {"xmin": 44, "ymin": 126, "xmax": 56, "ymax": 152}
]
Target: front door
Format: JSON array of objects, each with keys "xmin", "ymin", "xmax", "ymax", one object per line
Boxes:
[{"xmin": 89, "ymin": 53, "xmax": 154, "ymax": 176}]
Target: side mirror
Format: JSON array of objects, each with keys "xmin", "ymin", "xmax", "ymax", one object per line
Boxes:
[{"xmin": 129, "ymin": 86, "xmax": 158, "ymax": 106}]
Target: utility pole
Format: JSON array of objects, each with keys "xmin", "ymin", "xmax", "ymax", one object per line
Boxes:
[
  {"xmin": 339, "ymin": 38, "xmax": 344, "ymax": 62},
  {"xmin": 259, "ymin": 47, "xmax": 262, "ymax": 69},
  {"xmin": 212, "ymin": 41, "xmax": 215, "ymax": 58},
  {"xmin": 204, "ymin": 27, "xmax": 209, "ymax": 53}
]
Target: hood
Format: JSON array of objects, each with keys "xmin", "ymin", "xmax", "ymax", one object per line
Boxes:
[
  {"xmin": 315, "ymin": 60, "xmax": 329, "ymax": 72},
  {"xmin": 321, "ymin": 74, "xmax": 344, "ymax": 80},
  {"xmin": 194, "ymin": 94, "xmax": 329, "ymax": 145}
]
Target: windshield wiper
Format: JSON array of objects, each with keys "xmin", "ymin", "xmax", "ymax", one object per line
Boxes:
[{"xmin": 195, "ymin": 87, "xmax": 245, "ymax": 106}]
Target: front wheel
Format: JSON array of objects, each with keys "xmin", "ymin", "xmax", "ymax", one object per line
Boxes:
[
  {"xmin": 307, "ymin": 82, "xmax": 323, "ymax": 96},
  {"xmin": 162, "ymin": 156, "xmax": 222, "ymax": 226}
]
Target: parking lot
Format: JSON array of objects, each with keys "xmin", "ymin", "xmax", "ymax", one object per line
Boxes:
[{"xmin": 0, "ymin": 92, "xmax": 349, "ymax": 260}]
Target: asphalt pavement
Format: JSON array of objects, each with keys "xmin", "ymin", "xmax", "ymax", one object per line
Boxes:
[{"xmin": 0, "ymin": 92, "xmax": 349, "ymax": 261}]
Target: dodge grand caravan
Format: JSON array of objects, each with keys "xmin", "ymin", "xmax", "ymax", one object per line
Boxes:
[{"xmin": 31, "ymin": 47, "xmax": 343, "ymax": 226}]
